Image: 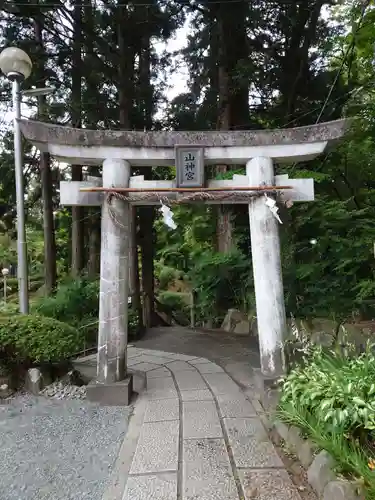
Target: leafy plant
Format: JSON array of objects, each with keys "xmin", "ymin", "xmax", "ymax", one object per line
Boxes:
[
  {"xmin": 280, "ymin": 344, "xmax": 375, "ymax": 432},
  {"xmin": 158, "ymin": 290, "xmax": 190, "ymax": 310},
  {"xmin": 155, "ymin": 264, "xmax": 185, "ymax": 290},
  {"xmin": 189, "ymin": 249, "xmax": 253, "ymax": 325},
  {"xmin": 277, "ymin": 402, "xmax": 375, "ymax": 498},
  {"xmin": 278, "ymin": 339, "xmax": 375, "ymax": 497},
  {"xmin": 0, "ymin": 314, "xmax": 83, "ymax": 366},
  {"xmin": 0, "ymin": 301, "xmax": 19, "ymax": 316},
  {"xmin": 128, "ymin": 308, "xmax": 140, "ymax": 339},
  {"xmin": 35, "ymin": 277, "xmax": 99, "ymax": 325}
]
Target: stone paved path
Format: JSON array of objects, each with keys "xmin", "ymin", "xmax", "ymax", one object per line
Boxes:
[{"xmin": 106, "ymin": 346, "xmax": 303, "ymax": 500}]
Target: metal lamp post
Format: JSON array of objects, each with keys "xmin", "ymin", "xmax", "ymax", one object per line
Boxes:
[{"xmin": 0, "ymin": 47, "xmax": 54, "ymax": 314}]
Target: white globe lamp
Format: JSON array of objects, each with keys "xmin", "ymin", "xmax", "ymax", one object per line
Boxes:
[{"xmin": 0, "ymin": 47, "xmax": 32, "ymax": 81}]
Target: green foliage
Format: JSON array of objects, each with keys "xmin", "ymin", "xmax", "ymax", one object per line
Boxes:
[
  {"xmin": 35, "ymin": 278, "xmax": 99, "ymax": 326},
  {"xmin": 278, "ymin": 343, "xmax": 375, "ymax": 496},
  {"xmin": 155, "ymin": 204, "xmax": 215, "ymax": 274},
  {"xmin": 278, "ymin": 402, "xmax": 375, "ymax": 498},
  {"xmin": 128, "ymin": 308, "xmax": 139, "ymax": 338},
  {"xmin": 0, "ymin": 314, "xmax": 83, "ymax": 365},
  {"xmin": 0, "ymin": 302, "xmax": 19, "ymax": 316},
  {"xmin": 156, "ymin": 264, "xmax": 185, "ymax": 290},
  {"xmin": 158, "ymin": 291, "xmax": 190, "ymax": 311},
  {"xmin": 280, "ymin": 345, "xmax": 375, "ymax": 432},
  {"xmin": 189, "ymin": 249, "xmax": 253, "ymax": 324},
  {"xmin": 35, "ymin": 278, "xmax": 140, "ymax": 341}
]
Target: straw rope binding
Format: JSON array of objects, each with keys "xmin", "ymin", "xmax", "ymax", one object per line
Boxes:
[{"xmin": 106, "ymin": 189, "xmax": 283, "ymax": 228}]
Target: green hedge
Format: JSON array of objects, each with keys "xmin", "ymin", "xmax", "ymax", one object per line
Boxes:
[{"xmin": 0, "ymin": 314, "xmax": 83, "ymax": 365}]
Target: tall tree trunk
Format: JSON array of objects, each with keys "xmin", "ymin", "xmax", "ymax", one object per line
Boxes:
[
  {"xmin": 280, "ymin": 1, "xmax": 324, "ymax": 122},
  {"xmin": 71, "ymin": 0, "xmax": 84, "ymax": 276},
  {"xmin": 117, "ymin": 1, "xmax": 143, "ymax": 329},
  {"xmin": 215, "ymin": 3, "xmax": 232, "ymax": 253},
  {"xmin": 84, "ymin": 0, "xmax": 101, "ymax": 277},
  {"xmin": 34, "ymin": 16, "xmax": 57, "ymax": 294},
  {"xmin": 138, "ymin": 13, "xmax": 155, "ymax": 328},
  {"xmin": 118, "ymin": 1, "xmax": 133, "ymax": 130},
  {"xmin": 214, "ymin": 0, "xmax": 249, "ymax": 253}
]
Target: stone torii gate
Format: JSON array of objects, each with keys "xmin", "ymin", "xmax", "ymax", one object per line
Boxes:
[{"xmin": 20, "ymin": 118, "xmax": 347, "ymax": 405}]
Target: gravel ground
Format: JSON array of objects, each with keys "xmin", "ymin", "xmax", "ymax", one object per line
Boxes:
[{"xmin": 0, "ymin": 393, "xmax": 132, "ymax": 500}]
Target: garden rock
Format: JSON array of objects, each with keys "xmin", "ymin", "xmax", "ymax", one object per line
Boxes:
[
  {"xmin": 288, "ymin": 426, "xmax": 304, "ymax": 450},
  {"xmin": 307, "ymin": 450, "xmax": 336, "ymax": 496},
  {"xmin": 221, "ymin": 309, "xmax": 250, "ymax": 335},
  {"xmin": 40, "ymin": 380, "xmax": 87, "ymax": 400},
  {"xmin": 0, "ymin": 382, "xmax": 13, "ymax": 399},
  {"xmin": 310, "ymin": 331, "xmax": 335, "ymax": 346},
  {"xmin": 298, "ymin": 439, "xmax": 316, "ymax": 468},
  {"xmin": 233, "ymin": 320, "xmax": 250, "ymax": 335},
  {"xmin": 61, "ymin": 369, "xmax": 85, "ymax": 386},
  {"xmin": 274, "ymin": 420, "xmax": 289, "ymax": 442},
  {"xmin": 25, "ymin": 368, "xmax": 43, "ymax": 395},
  {"xmin": 322, "ymin": 480, "xmax": 362, "ymax": 500},
  {"xmin": 0, "ymin": 364, "xmax": 13, "ymax": 398}
]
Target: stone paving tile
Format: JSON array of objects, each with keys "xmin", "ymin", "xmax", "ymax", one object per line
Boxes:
[
  {"xmin": 132, "ymin": 349, "xmax": 167, "ymax": 357},
  {"xmin": 183, "ymin": 401, "xmax": 223, "ymax": 439},
  {"xmin": 224, "ymin": 418, "xmax": 283, "ymax": 468},
  {"xmin": 147, "ymin": 377, "xmax": 176, "ymax": 391},
  {"xmin": 168, "ymin": 354, "xmax": 200, "ymax": 362},
  {"xmin": 224, "ymin": 362, "xmax": 255, "ymax": 389},
  {"xmin": 239, "ymin": 470, "xmax": 302, "ymax": 500},
  {"xmin": 130, "ymin": 420, "xmax": 179, "ymax": 474},
  {"xmin": 203, "ymin": 373, "xmax": 243, "ymax": 395},
  {"xmin": 144, "ymin": 398, "xmax": 179, "ymax": 422},
  {"xmin": 146, "ymin": 389, "xmax": 178, "ymax": 400},
  {"xmin": 123, "ymin": 473, "xmax": 177, "ymax": 500},
  {"xmin": 188, "ymin": 357, "xmax": 211, "ymax": 365},
  {"xmin": 135, "ymin": 354, "xmax": 174, "ymax": 365},
  {"xmin": 166, "ymin": 360, "xmax": 196, "ymax": 372},
  {"xmin": 183, "ymin": 438, "xmax": 238, "ymax": 500},
  {"xmin": 146, "ymin": 376, "xmax": 178, "ymax": 400},
  {"xmin": 194, "ymin": 362, "xmax": 225, "ymax": 374},
  {"xmin": 180, "ymin": 389, "xmax": 214, "ymax": 402},
  {"xmin": 128, "ymin": 361, "xmax": 160, "ymax": 371},
  {"xmin": 146, "ymin": 367, "xmax": 172, "ymax": 378},
  {"xmin": 139, "ymin": 349, "xmax": 199, "ymax": 362},
  {"xmin": 216, "ymin": 394, "xmax": 257, "ymax": 418},
  {"xmin": 127, "ymin": 348, "xmax": 143, "ymax": 358},
  {"xmin": 174, "ymin": 371, "xmax": 207, "ymax": 391}
]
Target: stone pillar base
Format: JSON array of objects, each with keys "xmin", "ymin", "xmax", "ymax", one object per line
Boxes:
[
  {"xmin": 86, "ymin": 375, "xmax": 133, "ymax": 406},
  {"xmin": 254, "ymin": 369, "xmax": 281, "ymax": 413}
]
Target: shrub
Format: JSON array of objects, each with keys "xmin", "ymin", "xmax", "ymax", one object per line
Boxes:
[
  {"xmin": 157, "ymin": 291, "xmax": 191, "ymax": 325},
  {"xmin": 278, "ymin": 342, "xmax": 375, "ymax": 496},
  {"xmin": 0, "ymin": 302, "xmax": 19, "ymax": 316},
  {"xmin": 156, "ymin": 265, "xmax": 184, "ymax": 290},
  {"xmin": 158, "ymin": 291, "xmax": 190, "ymax": 311},
  {"xmin": 0, "ymin": 314, "xmax": 83, "ymax": 366},
  {"xmin": 35, "ymin": 278, "xmax": 99, "ymax": 325},
  {"xmin": 189, "ymin": 249, "xmax": 253, "ymax": 325},
  {"xmin": 279, "ymin": 345, "xmax": 375, "ymax": 433}
]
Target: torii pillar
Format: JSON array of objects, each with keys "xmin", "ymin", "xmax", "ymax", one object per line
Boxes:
[{"xmin": 19, "ymin": 118, "xmax": 348, "ymax": 405}]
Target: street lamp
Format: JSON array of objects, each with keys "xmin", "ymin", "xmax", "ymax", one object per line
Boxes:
[
  {"xmin": 0, "ymin": 47, "xmax": 32, "ymax": 313},
  {"xmin": 0, "ymin": 47, "xmax": 54, "ymax": 314}
]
